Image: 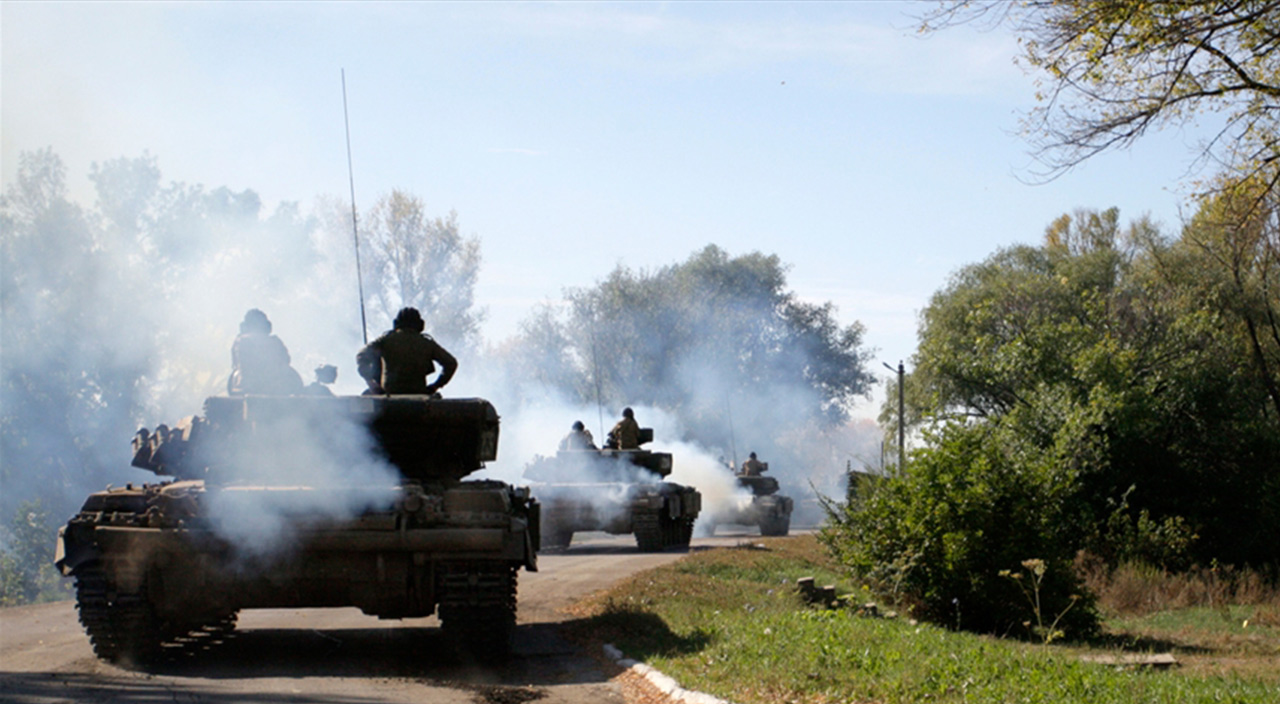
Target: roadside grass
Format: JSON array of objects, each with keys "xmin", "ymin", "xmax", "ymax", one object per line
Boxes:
[{"xmin": 566, "ymin": 536, "xmax": 1280, "ymax": 704}]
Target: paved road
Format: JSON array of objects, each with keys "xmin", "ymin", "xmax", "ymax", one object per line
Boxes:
[{"xmin": 0, "ymin": 531, "xmax": 768, "ymax": 704}]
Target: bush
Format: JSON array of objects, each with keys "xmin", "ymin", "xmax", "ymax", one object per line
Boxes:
[
  {"xmin": 0, "ymin": 500, "xmax": 71, "ymax": 606},
  {"xmin": 821, "ymin": 421, "xmax": 1099, "ymax": 639}
]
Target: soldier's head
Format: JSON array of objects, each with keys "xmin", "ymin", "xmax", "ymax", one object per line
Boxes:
[
  {"xmin": 572, "ymin": 420, "xmax": 585, "ymax": 431},
  {"xmin": 393, "ymin": 307, "xmax": 425, "ymax": 332},
  {"xmin": 314, "ymin": 364, "xmax": 338, "ymax": 384},
  {"xmin": 622, "ymin": 407, "xmax": 634, "ymax": 419},
  {"xmin": 240, "ymin": 308, "xmax": 272, "ymax": 335},
  {"xmin": 749, "ymin": 452, "xmax": 757, "ymax": 460}
]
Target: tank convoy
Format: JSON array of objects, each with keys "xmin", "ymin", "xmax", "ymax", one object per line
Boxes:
[
  {"xmin": 705, "ymin": 460, "xmax": 793, "ymax": 537},
  {"xmin": 55, "ymin": 393, "xmax": 539, "ymax": 664},
  {"xmin": 523, "ymin": 427, "xmax": 701, "ymax": 552}
]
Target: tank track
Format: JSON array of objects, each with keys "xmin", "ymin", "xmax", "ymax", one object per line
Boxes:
[
  {"xmin": 74, "ymin": 563, "xmax": 164, "ymax": 664},
  {"xmin": 633, "ymin": 512, "xmax": 665, "ymax": 551},
  {"xmin": 633, "ymin": 512, "xmax": 694, "ymax": 552},
  {"xmin": 760, "ymin": 515, "xmax": 791, "ymax": 537},
  {"xmin": 74, "ymin": 562, "xmax": 237, "ymax": 665},
  {"xmin": 437, "ymin": 562, "xmax": 518, "ymax": 659}
]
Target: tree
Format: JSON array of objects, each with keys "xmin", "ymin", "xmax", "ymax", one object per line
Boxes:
[
  {"xmin": 1169, "ymin": 175, "xmax": 1280, "ymax": 418},
  {"xmin": 827, "ymin": 207, "xmax": 1279, "ymax": 635},
  {"xmin": 923, "ymin": 2, "xmax": 1280, "ymax": 198},
  {"xmin": 507, "ymin": 245, "xmax": 874, "ymax": 450},
  {"xmin": 2, "ymin": 148, "xmax": 339, "ymax": 604},
  {"xmin": 358, "ymin": 191, "xmax": 483, "ymax": 352}
]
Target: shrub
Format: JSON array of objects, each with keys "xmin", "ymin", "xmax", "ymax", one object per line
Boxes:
[
  {"xmin": 0, "ymin": 500, "xmax": 70, "ymax": 606},
  {"xmin": 822, "ymin": 421, "xmax": 1099, "ymax": 639}
]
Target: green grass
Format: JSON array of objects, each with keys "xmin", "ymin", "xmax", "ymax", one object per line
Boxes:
[{"xmin": 567, "ymin": 537, "xmax": 1280, "ymax": 704}]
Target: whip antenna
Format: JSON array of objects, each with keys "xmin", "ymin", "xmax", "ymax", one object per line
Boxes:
[{"xmin": 342, "ymin": 68, "xmax": 369, "ymax": 344}]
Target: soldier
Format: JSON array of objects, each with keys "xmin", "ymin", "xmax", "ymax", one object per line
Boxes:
[
  {"xmin": 559, "ymin": 420, "xmax": 596, "ymax": 450},
  {"xmin": 303, "ymin": 364, "xmax": 338, "ymax": 396},
  {"xmin": 357, "ymin": 307, "xmax": 457, "ymax": 395},
  {"xmin": 607, "ymin": 407, "xmax": 641, "ymax": 450},
  {"xmin": 228, "ymin": 309, "xmax": 304, "ymax": 395},
  {"xmin": 739, "ymin": 451, "xmax": 766, "ymax": 477}
]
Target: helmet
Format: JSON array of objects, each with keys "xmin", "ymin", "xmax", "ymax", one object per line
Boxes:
[
  {"xmin": 314, "ymin": 364, "xmax": 338, "ymax": 384},
  {"xmin": 749, "ymin": 452, "xmax": 757, "ymax": 459},
  {"xmin": 572, "ymin": 420, "xmax": 585, "ymax": 431},
  {"xmin": 240, "ymin": 308, "xmax": 272, "ymax": 335},
  {"xmin": 622, "ymin": 407, "xmax": 634, "ymax": 419},
  {"xmin": 393, "ymin": 307, "xmax": 425, "ymax": 332}
]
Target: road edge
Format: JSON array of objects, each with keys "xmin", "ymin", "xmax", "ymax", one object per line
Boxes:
[{"xmin": 602, "ymin": 643, "xmax": 734, "ymax": 704}]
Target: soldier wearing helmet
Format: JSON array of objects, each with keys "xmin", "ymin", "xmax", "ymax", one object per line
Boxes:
[
  {"xmin": 607, "ymin": 407, "xmax": 641, "ymax": 450},
  {"xmin": 739, "ymin": 451, "xmax": 766, "ymax": 477},
  {"xmin": 559, "ymin": 420, "xmax": 597, "ymax": 451},
  {"xmin": 228, "ymin": 309, "xmax": 304, "ymax": 395},
  {"xmin": 357, "ymin": 307, "xmax": 458, "ymax": 395}
]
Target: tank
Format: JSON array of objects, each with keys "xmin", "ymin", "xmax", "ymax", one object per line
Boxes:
[
  {"xmin": 522, "ymin": 428, "xmax": 701, "ymax": 552},
  {"xmin": 54, "ymin": 394, "xmax": 539, "ymax": 664},
  {"xmin": 705, "ymin": 465, "xmax": 794, "ymax": 537}
]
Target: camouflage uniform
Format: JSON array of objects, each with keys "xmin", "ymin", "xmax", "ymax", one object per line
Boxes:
[
  {"xmin": 739, "ymin": 455, "xmax": 766, "ymax": 477},
  {"xmin": 229, "ymin": 331, "xmax": 303, "ymax": 395},
  {"xmin": 559, "ymin": 428, "xmax": 596, "ymax": 451},
  {"xmin": 357, "ymin": 328, "xmax": 458, "ymax": 395},
  {"xmin": 609, "ymin": 415, "xmax": 641, "ymax": 450}
]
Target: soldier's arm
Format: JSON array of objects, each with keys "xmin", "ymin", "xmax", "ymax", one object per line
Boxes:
[
  {"xmin": 426, "ymin": 344, "xmax": 458, "ymax": 393},
  {"xmin": 356, "ymin": 341, "xmax": 384, "ymax": 392}
]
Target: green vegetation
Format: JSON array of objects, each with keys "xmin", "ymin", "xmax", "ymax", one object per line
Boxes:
[
  {"xmin": 827, "ymin": 201, "xmax": 1278, "ymax": 637},
  {"xmin": 570, "ymin": 536, "xmax": 1280, "ymax": 704},
  {"xmin": 0, "ymin": 500, "xmax": 71, "ymax": 606}
]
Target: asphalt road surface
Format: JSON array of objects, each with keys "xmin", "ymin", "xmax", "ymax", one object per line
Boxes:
[{"xmin": 0, "ymin": 531, "xmax": 770, "ymax": 704}]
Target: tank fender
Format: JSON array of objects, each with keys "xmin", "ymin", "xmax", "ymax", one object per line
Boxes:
[
  {"xmin": 524, "ymin": 530, "xmax": 538, "ymax": 572},
  {"xmin": 54, "ymin": 525, "xmax": 99, "ymax": 576}
]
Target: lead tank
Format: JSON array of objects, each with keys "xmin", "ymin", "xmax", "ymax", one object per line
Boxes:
[
  {"xmin": 55, "ymin": 394, "xmax": 539, "ymax": 664},
  {"xmin": 522, "ymin": 428, "xmax": 701, "ymax": 551}
]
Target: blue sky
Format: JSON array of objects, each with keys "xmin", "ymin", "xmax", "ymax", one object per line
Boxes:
[{"xmin": 2, "ymin": 1, "xmax": 1201, "ymax": 419}]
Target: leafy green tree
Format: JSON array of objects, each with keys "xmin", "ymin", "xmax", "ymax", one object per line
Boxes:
[
  {"xmin": 508, "ymin": 244, "xmax": 873, "ymax": 448},
  {"xmin": 358, "ymin": 191, "xmax": 483, "ymax": 353},
  {"xmin": 828, "ymin": 206, "xmax": 1279, "ymax": 635},
  {"xmin": 0, "ymin": 500, "xmax": 70, "ymax": 605}
]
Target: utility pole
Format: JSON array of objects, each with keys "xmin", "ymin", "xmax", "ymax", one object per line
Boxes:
[{"xmin": 883, "ymin": 361, "xmax": 905, "ymax": 472}]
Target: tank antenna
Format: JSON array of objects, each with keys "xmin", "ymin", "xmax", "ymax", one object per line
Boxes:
[
  {"xmin": 587, "ymin": 305, "xmax": 606, "ymax": 440},
  {"xmin": 726, "ymin": 395, "xmax": 739, "ymax": 468},
  {"xmin": 342, "ymin": 68, "xmax": 369, "ymax": 344}
]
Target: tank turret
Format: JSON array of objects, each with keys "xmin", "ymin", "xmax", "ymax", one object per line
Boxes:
[{"xmin": 131, "ymin": 395, "xmax": 500, "ymax": 483}]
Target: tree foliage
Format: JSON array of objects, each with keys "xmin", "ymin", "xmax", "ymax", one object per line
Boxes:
[
  {"xmin": 507, "ymin": 245, "xmax": 874, "ymax": 445},
  {"xmin": 924, "ymin": 1, "xmax": 1280, "ymax": 196},
  {"xmin": 829, "ymin": 205, "xmax": 1279, "ymax": 635},
  {"xmin": 1, "ymin": 149, "xmax": 335, "ymax": 603},
  {"xmin": 357, "ymin": 191, "xmax": 483, "ymax": 352}
]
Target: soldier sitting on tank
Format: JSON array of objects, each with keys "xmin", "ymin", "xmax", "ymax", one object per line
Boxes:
[
  {"xmin": 356, "ymin": 307, "xmax": 458, "ymax": 396},
  {"xmin": 559, "ymin": 420, "xmax": 597, "ymax": 451},
  {"xmin": 303, "ymin": 364, "xmax": 338, "ymax": 396},
  {"xmin": 606, "ymin": 407, "xmax": 641, "ymax": 450},
  {"xmin": 228, "ymin": 308, "xmax": 305, "ymax": 395},
  {"xmin": 739, "ymin": 451, "xmax": 767, "ymax": 477}
]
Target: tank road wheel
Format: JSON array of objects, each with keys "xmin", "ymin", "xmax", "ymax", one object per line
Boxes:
[
  {"xmin": 73, "ymin": 562, "xmax": 163, "ymax": 665},
  {"xmin": 759, "ymin": 515, "xmax": 791, "ymax": 537},
  {"xmin": 542, "ymin": 526, "xmax": 574, "ymax": 549},
  {"xmin": 438, "ymin": 563, "xmax": 518, "ymax": 661},
  {"xmin": 633, "ymin": 512, "xmax": 664, "ymax": 552},
  {"xmin": 677, "ymin": 517, "xmax": 695, "ymax": 548}
]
